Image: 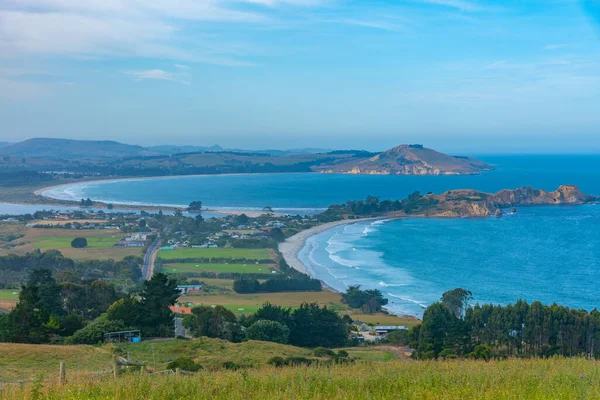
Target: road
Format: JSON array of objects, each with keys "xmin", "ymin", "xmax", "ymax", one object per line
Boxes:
[{"xmin": 142, "ymin": 237, "xmax": 161, "ymax": 281}]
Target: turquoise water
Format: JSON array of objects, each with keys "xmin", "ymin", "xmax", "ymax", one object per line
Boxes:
[
  {"xmin": 43, "ymin": 155, "xmax": 600, "ymax": 212},
  {"xmin": 299, "ymin": 205, "xmax": 600, "ymax": 317},
  {"xmin": 43, "ymin": 155, "xmax": 600, "ymax": 315}
]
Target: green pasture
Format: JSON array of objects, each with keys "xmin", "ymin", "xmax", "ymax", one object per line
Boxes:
[
  {"xmin": 163, "ymin": 263, "xmax": 273, "ymax": 275},
  {"xmin": 158, "ymin": 248, "xmax": 272, "ymax": 260}
]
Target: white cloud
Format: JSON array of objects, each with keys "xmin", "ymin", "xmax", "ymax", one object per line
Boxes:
[
  {"xmin": 0, "ymin": 0, "xmax": 326, "ymax": 64},
  {"xmin": 414, "ymin": 0, "xmax": 485, "ymax": 12},
  {"xmin": 127, "ymin": 69, "xmax": 191, "ymax": 84}
]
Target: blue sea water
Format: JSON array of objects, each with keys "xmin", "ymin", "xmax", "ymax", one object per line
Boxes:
[
  {"xmin": 299, "ymin": 205, "xmax": 600, "ymax": 317},
  {"xmin": 43, "ymin": 155, "xmax": 600, "ymax": 316},
  {"xmin": 43, "ymin": 155, "xmax": 600, "ymax": 211}
]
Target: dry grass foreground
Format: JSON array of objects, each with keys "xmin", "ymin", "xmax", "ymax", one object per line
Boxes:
[{"xmin": 3, "ymin": 358, "xmax": 600, "ymax": 399}]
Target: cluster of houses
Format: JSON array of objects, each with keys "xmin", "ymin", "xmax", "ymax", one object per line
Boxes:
[{"xmin": 116, "ymin": 232, "xmax": 150, "ymax": 247}]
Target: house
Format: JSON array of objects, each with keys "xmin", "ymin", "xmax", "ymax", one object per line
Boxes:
[
  {"xmin": 352, "ymin": 320, "xmax": 372, "ymax": 332},
  {"xmin": 375, "ymin": 326, "xmax": 408, "ymax": 335},
  {"xmin": 176, "ymin": 284, "xmax": 202, "ymax": 295},
  {"xmin": 169, "ymin": 306, "xmax": 192, "ymax": 315}
]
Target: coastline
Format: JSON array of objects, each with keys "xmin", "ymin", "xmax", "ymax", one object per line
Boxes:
[{"xmin": 279, "ymin": 218, "xmax": 380, "ymax": 275}]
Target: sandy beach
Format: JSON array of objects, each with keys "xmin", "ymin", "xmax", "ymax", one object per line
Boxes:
[{"xmin": 279, "ymin": 218, "xmax": 378, "ymax": 275}]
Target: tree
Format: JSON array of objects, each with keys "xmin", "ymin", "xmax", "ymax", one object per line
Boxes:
[
  {"xmin": 187, "ymin": 201, "xmax": 203, "ymax": 212},
  {"xmin": 107, "ymin": 204, "xmax": 114, "ymax": 210},
  {"xmin": 139, "ymin": 273, "xmax": 180, "ymax": 336},
  {"xmin": 28, "ymin": 268, "xmax": 63, "ymax": 316},
  {"xmin": 341, "ymin": 285, "xmax": 388, "ymax": 314},
  {"xmin": 470, "ymin": 344, "xmax": 493, "ymax": 361},
  {"xmin": 138, "ymin": 219, "xmax": 147, "ymax": 229},
  {"xmin": 262, "ymin": 206, "xmax": 274, "ymax": 214},
  {"xmin": 183, "ymin": 305, "xmax": 244, "ymax": 342},
  {"xmin": 235, "ymin": 214, "xmax": 249, "ymax": 225},
  {"xmin": 441, "ymin": 288, "xmax": 473, "ymax": 319},
  {"xmin": 246, "ymin": 320, "xmax": 289, "ymax": 344},
  {"xmin": 269, "ymin": 227, "xmax": 285, "ymax": 243},
  {"xmin": 288, "ymin": 303, "xmax": 349, "ymax": 348},
  {"xmin": 5, "ymin": 284, "xmax": 49, "ymax": 343},
  {"xmin": 71, "ymin": 237, "xmax": 88, "ymax": 248},
  {"xmin": 106, "ymin": 295, "xmax": 142, "ymax": 327}
]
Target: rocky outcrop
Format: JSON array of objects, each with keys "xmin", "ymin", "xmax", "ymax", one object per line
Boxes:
[
  {"xmin": 422, "ymin": 185, "xmax": 595, "ymax": 217},
  {"xmin": 316, "ymin": 144, "xmax": 493, "ymax": 176}
]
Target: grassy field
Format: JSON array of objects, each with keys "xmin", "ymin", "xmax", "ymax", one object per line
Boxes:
[
  {"xmin": 0, "ymin": 343, "xmax": 114, "ymax": 380},
  {"xmin": 7, "ymin": 228, "xmax": 143, "ymax": 260},
  {"xmin": 163, "ymin": 263, "xmax": 274, "ymax": 275},
  {"xmin": 4, "ymin": 358, "xmax": 600, "ymax": 399},
  {"xmin": 159, "ymin": 248, "xmax": 273, "ymax": 260},
  {"xmin": 180, "ymin": 289, "xmax": 419, "ymax": 327},
  {"xmin": 0, "ymin": 289, "xmax": 19, "ymax": 311},
  {"xmin": 0, "ymin": 338, "xmax": 402, "ymax": 381}
]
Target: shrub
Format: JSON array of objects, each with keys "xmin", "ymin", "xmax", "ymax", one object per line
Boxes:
[
  {"xmin": 246, "ymin": 320, "xmax": 290, "ymax": 344},
  {"xmin": 71, "ymin": 237, "xmax": 88, "ymax": 248},
  {"xmin": 167, "ymin": 357, "xmax": 202, "ymax": 372},
  {"xmin": 267, "ymin": 356, "xmax": 285, "ymax": 367},
  {"xmin": 470, "ymin": 345, "xmax": 493, "ymax": 361},
  {"xmin": 336, "ymin": 350, "xmax": 349, "ymax": 358},
  {"xmin": 66, "ymin": 319, "xmax": 127, "ymax": 344},
  {"xmin": 313, "ymin": 347, "xmax": 335, "ymax": 357},
  {"xmin": 222, "ymin": 361, "xmax": 242, "ymax": 370}
]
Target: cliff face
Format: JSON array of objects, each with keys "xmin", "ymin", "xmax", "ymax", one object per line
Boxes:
[
  {"xmin": 316, "ymin": 145, "xmax": 493, "ymax": 176},
  {"xmin": 423, "ymin": 185, "xmax": 595, "ymax": 217}
]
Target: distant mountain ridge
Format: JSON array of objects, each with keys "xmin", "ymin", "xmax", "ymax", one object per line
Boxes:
[
  {"xmin": 316, "ymin": 144, "xmax": 492, "ymax": 175},
  {"xmin": 0, "ymin": 138, "xmax": 156, "ymax": 159},
  {"xmin": 0, "ymin": 138, "xmax": 491, "ymax": 176}
]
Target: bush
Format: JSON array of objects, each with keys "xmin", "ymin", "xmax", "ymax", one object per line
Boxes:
[
  {"xmin": 267, "ymin": 356, "xmax": 285, "ymax": 367},
  {"xmin": 336, "ymin": 350, "xmax": 349, "ymax": 358},
  {"xmin": 470, "ymin": 345, "xmax": 493, "ymax": 361},
  {"xmin": 222, "ymin": 361, "xmax": 242, "ymax": 370},
  {"xmin": 313, "ymin": 347, "xmax": 335, "ymax": 357},
  {"xmin": 71, "ymin": 237, "xmax": 88, "ymax": 248},
  {"xmin": 246, "ymin": 320, "xmax": 289, "ymax": 344},
  {"xmin": 167, "ymin": 357, "xmax": 202, "ymax": 372},
  {"xmin": 66, "ymin": 319, "xmax": 127, "ymax": 344}
]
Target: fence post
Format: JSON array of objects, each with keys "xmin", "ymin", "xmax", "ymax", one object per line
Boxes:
[
  {"xmin": 59, "ymin": 361, "xmax": 66, "ymax": 385},
  {"xmin": 112, "ymin": 355, "xmax": 118, "ymax": 380},
  {"xmin": 175, "ymin": 368, "xmax": 181, "ymax": 377}
]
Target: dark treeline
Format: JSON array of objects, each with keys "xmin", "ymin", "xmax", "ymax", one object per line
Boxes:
[
  {"xmin": 410, "ymin": 288, "xmax": 600, "ymax": 359},
  {"xmin": 232, "ymin": 259, "xmax": 322, "ymax": 294},
  {"xmin": 0, "ymin": 270, "xmax": 180, "ymax": 344},
  {"xmin": 183, "ymin": 302, "xmax": 349, "ymax": 348},
  {"xmin": 316, "ymin": 192, "xmax": 439, "ymax": 222},
  {"xmin": 0, "ymin": 170, "xmax": 54, "ymax": 187},
  {"xmin": 233, "ymin": 277, "xmax": 322, "ymax": 294},
  {"xmin": 0, "ymin": 250, "xmax": 143, "ymax": 288}
]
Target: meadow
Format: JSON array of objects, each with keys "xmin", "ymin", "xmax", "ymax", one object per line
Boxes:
[
  {"xmin": 3, "ymin": 358, "xmax": 600, "ymax": 399},
  {"xmin": 162, "ymin": 262, "xmax": 273, "ymax": 275},
  {"xmin": 8, "ymin": 228, "xmax": 143, "ymax": 260},
  {"xmin": 0, "ymin": 289, "xmax": 19, "ymax": 311},
  {"xmin": 158, "ymin": 248, "xmax": 273, "ymax": 261}
]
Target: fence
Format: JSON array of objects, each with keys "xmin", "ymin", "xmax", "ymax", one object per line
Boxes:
[{"xmin": 0, "ymin": 356, "xmax": 199, "ymax": 388}]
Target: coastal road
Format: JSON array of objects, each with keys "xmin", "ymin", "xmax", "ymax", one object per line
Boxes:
[{"xmin": 142, "ymin": 237, "xmax": 161, "ymax": 280}]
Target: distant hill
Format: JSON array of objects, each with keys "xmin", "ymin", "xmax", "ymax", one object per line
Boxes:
[
  {"xmin": 146, "ymin": 145, "xmax": 331, "ymax": 156},
  {"xmin": 0, "ymin": 142, "xmax": 11, "ymax": 148},
  {"xmin": 315, "ymin": 144, "xmax": 492, "ymax": 175},
  {"xmin": 0, "ymin": 138, "xmax": 158, "ymax": 159}
]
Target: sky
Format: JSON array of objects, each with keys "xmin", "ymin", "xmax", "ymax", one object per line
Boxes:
[{"xmin": 1, "ymin": 0, "xmax": 600, "ymax": 153}]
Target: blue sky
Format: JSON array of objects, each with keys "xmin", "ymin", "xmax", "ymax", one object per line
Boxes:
[{"xmin": 1, "ymin": 0, "xmax": 599, "ymax": 153}]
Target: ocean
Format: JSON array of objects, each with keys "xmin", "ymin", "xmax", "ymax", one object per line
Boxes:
[{"xmin": 42, "ymin": 155, "xmax": 600, "ymax": 316}]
